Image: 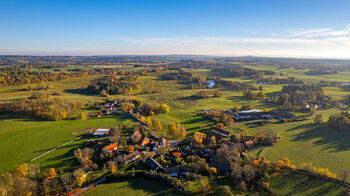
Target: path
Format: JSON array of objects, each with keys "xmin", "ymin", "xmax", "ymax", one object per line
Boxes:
[{"xmin": 30, "ymin": 137, "xmax": 81, "ymax": 162}]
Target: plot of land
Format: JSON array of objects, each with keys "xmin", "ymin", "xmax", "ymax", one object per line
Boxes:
[{"xmin": 82, "ymin": 177, "xmax": 180, "ymax": 196}]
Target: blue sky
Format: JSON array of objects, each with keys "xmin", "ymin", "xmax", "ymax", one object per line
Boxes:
[{"xmin": 0, "ymin": 0, "xmax": 350, "ymax": 58}]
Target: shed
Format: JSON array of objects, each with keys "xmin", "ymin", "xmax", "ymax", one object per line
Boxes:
[{"xmin": 93, "ymin": 129, "xmax": 110, "ymax": 137}]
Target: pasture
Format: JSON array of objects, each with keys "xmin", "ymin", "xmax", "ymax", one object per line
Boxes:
[{"xmin": 82, "ymin": 177, "xmax": 180, "ymax": 196}]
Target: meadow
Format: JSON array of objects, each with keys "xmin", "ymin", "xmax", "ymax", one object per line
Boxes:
[
  {"xmin": 1, "ymin": 66, "xmax": 350, "ymax": 194},
  {"xmin": 82, "ymin": 177, "xmax": 180, "ymax": 196}
]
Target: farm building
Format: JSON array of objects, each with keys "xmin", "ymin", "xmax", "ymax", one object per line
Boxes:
[
  {"xmin": 244, "ymin": 140, "xmax": 254, "ymax": 149},
  {"xmin": 234, "ymin": 110, "xmax": 276, "ymax": 120},
  {"xmin": 93, "ymin": 129, "xmax": 110, "ymax": 137},
  {"xmin": 102, "ymin": 143, "xmax": 118, "ymax": 153},
  {"xmin": 165, "ymin": 166, "xmax": 189, "ymax": 177},
  {"xmin": 214, "ymin": 128, "xmax": 232, "ymax": 138},
  {"xmin": 208, "ymin": 163, "xmax": 231, "ymax": 172},
  {"xmin": 145, "ymin": 157, "xmax": 163, "ymax": 171},
  {"xmin": 122, "ymin": 150, "xmax": 140, "ymax": 164}
]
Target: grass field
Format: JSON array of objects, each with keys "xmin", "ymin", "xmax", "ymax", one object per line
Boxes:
[
  {"xmin": 248, "ymin": 109, "xmax": 350, "ymax": 178},
  {"xmin": 82, "ymin": 178, "xmax": 180, "ymax": 196},
  {"xmin": 270, "ymin": 171, "xmax": 349, "ymax": 195},
  {"xmin": 0, "ymin": 114, "xmax": 130, "ymax": 173},
  {"xmin": 1, "ymin": 66, "xmax": 350, "ymax": 194}
]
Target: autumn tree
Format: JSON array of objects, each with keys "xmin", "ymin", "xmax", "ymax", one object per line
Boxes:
[
  {"xmin": 177, "ymin": 123, "xmax": 187, "ymax": 137},
  {"xmin": 14, "ymin": 163, "xmax": 28, "ymax": 177},
  {"xmin": 109, "ymin": 126, "xmax": 121, "ymax": 143},
  {"xmin": 107, "ymin": 160, "xmax": 118, "ymax": 174},
  {"xmin": 167, "ymin": 122, "xmax": 177, "ymax": 138},
  {"xmin": 145, "ymin": 116, "xmax": 152, "ymax": 127},
  {"xmin": 193, "ymin": 132, "xmax": 206, "ymax": 144},
  {"xmin": 209, "ymin": 136, "xmax": 216, "ymax": 147},
  {"xmin": 225, "ymin": 118, "xmax": 234, "ymax": 126},
  {"xmin": 81, "ymin": 112, "xmax": 87, "ymax": 120},
  {"xmin": 152, "ymin": 119, "xmax": 162, "ymax": 131},
  {"xmin": 213, "ymin": 91, "xmax": 222, "ymax": 97},
  {"xmin": 314, "ymin": 114, "xmax": 323, "ymax": 124},
  {"xmin": 127, "ymin": 145, "xmax": 134, "ymax": 153},
  {"xmin": 73, "ymin": 169, "xmax": 86, "ymax": 187},
  {"xmin": 256, "ymin": 91, "xmax": 266, "ymax": 99},
  {"xmin": 131, "ymin": 128, "xmax": 142, "ymax": 143},
  {"xmin": 47, "ymin": 168, "xmax": 57, "ymax": 179},
  {"xmin": 159, "ymin": 104, "xmax": 170, "ymax": 113}
]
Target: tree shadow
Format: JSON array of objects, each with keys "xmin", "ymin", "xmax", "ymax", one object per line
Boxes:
[
  {"xmin": 102, "ymin": 177, "xmax": 180, "ymax": 196},
  {"xmin": 271, "ymin": 172, "xmax": 346, "ymax": 196},
  {"xmin": 288, "ymin": 123, "xmax": 350, "ymax": 152},
  {"xmin": 64, "ymin": 88, "xmax": 96, "ymax": 96}
]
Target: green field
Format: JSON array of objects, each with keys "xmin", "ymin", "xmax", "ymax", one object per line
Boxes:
[
  {"xmin": 0, "ymin": 114, "xmax": 130, "ymax": 173},
  {"xmin": 270, "ymin": 171, "xmax": 349, "ymax": 195},
  {"xmin": 82, "ymin": 178, "xmax": 180, "ymax": 196},
  {"xmin": 1, "ymin": 66, "xmax": 350, "ymax": 194}
]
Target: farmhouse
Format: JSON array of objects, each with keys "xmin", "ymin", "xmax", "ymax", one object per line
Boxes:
[
  {"xmin": 145, "ymin": 157, "xmax": 163, "ymax": 171},
  {"xmin": 139, "ymin": 137, "xmax": 150, "ymax": 147},
  {"xmin": 93, "ymin": 129, "xmax": 110, "ymax": 137},
  {"xmin": 206, "ymin": 80, "xmax": 215, "ymax": 88},
  {"xmin": 122, "ymin": 150, "xmax": 140, "ymax": 164},
  {"xmin": 214, "ymin": 128, "xmax": 232, "ymax": 138},
  {"xmin": 208, "ymin": 163, "xmax": 231, "ymax": 172},
  {"xmin": 234, "ymin": 110, "xmax": 276, "ymax": 120},
  {"xmin": 165, "ymin": 166, "xmax": 189, "ymax": 177},
  {"xmin": 244, "ymin": 140, "xmax": 254, "ymax": 149},
  {"xmin": 102, "ymin": 143, "xmax": 118, "ymax": 153}
]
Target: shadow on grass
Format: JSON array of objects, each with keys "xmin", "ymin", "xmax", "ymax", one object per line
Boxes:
[
  {"xmin": 64, "ymin": 88, "xmax": 96, "ymax": 96},
  {"xmin": 287, "ymin": 123, "xmax": 350, "ymax": 152},
  {"xmin": 271, "ymin": 172, "xmax": 347, "ymax": 196},
  {"xmin": 39, "ymin": 143, "xmax": 80, "ymax": 172},
  {"xmin": 101, "ymin": 177, "xmax": 180, "ymax": 196}
]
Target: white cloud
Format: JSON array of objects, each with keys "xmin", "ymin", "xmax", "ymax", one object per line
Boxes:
[{"xmin": 287, "ymin": 24, "xmax": 350, "ymax": 38}]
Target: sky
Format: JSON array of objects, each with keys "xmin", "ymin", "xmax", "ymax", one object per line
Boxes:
[{"xmin": 0, "ymin": 0, "xmax": 350, "ymax": 58}]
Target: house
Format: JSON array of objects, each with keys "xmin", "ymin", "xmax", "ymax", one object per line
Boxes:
[
  {"xmin": 164, "ymin": 166, "xmax": 189, "ymax": 177},
  {"xmin": 145, "ymin": 157, "xmax": 163, "ymax": 171},
  {"xmin": 214, "ymin": 128, "xmax": 232, "ymax": 138},
  {"xmin": 207, "ymin": 130, "xmax": 225, "ymax": 143},
  {"xmin": 206, "ymin": 80, "xmax": 215, "ymax": 88},
  {"xmin": 93, "ymin": 129, "xmax": 110, "ymax": 137},
  {"xmin": 234, "ymin": 110, "xmax": 276, "ymax": 121},
  {"xmin": 244, "ymin": 140, "xmax": 254, "ymax": 149},
  {"xmin": 140, "ymin": 137, "xmax": 150, "ymax": 147},
  {"xmin": 122, "ymin": 150, "xmax": 140, "ymax": 164},
  {"xmin": 102, "ymin": 143, "xmax": 118, "ymax": 153},
  {"xmin": 208, "ymin": 163, "xmax": 231, "ymax": 172}
]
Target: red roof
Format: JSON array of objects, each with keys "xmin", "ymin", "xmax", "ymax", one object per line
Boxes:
[{"xmin": 104, "ymin": 143, "xmax": 118, "ymax": 152}]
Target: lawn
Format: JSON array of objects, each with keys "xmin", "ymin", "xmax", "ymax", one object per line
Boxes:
[
  {"xmin": 249, "ymin": 109, "xmax": 350, "ymax": 179},
  {"xmin": 270, "ymin": 171, "xmax": 348, "ymax": 195},
  {"xmin": 0, "ymin": 75, "xmax": 108, "ymax": 103},
  {"xmin": 0, "ymin": 114, "xmax": 130, "ymax": 173},
  {"xmin": 82, "ymin": 177, "xmax": 180, "ymax": 196}
]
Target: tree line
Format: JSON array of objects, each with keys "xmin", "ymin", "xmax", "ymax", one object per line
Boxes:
[{"xmin": 0, "ymin": 92, "xmax": 82, "ymax": 120}]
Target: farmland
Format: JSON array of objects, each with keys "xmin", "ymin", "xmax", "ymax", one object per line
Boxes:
[{"xmin": 1, "ymin": 56, "xmax": 350, "ymax": 195}]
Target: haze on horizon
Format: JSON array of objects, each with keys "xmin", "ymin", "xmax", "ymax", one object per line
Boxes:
[{"xmin": 0, "ymin": 0, "xmax": 350, "ymax": 59}]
